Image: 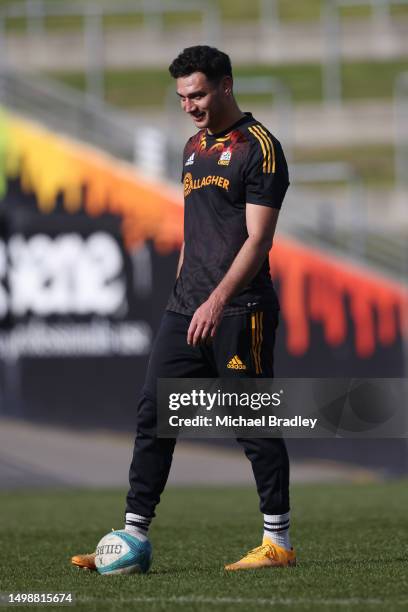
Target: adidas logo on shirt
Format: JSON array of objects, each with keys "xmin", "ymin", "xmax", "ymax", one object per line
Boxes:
[
  {"xmin": 185, "ymin": 153, "xmax": 195, "ymax": 166},
  {"xmin": 227, "ymin": 355, "xmax": 246, "ymax": 370}
]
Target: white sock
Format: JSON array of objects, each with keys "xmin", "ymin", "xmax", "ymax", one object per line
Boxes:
[
  {"xmin": 125, "ymin": 512, "xmax": 151, "ymax": 542},
  {"xmin": 263, "ymin": 512, "xmax": 291, "ymax": 550}
]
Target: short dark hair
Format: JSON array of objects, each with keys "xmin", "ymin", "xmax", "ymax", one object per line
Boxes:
[{"xmin": 169, "ymin": 46, "xmax": 232, "ymax": 83}]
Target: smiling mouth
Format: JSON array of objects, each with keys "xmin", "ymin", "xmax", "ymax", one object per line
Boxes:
[{"xmin": 191, "ymin": 112, "xmax": 206, "ymax": 121}]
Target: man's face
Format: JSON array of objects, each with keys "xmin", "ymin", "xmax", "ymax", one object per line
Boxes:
[{"xmin": 176, "ymin": 72, "xmax": 229, "ymax": 132}]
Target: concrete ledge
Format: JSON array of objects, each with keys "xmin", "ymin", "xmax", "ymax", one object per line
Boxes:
[{"xmin": 0, "ymin": 417, "xmax": 380, "ymax": 489}]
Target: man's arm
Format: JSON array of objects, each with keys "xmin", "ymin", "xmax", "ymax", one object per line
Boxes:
[
  {"xmin": 187, "ymin": 204, "xmax": 279, "ymax": 346},
  {"xmin": 176, "ymin": 242, "xmax": 185, "ymax": 278}
]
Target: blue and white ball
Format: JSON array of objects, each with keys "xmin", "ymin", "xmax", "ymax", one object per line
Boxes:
[{"xmin": 95, "ymin": 530, "xmax": 152, "ymax": 575}]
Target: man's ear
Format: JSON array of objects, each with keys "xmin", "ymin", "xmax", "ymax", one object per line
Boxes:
[{"xmin": 222, "ymin": 75, "xmax": 233, "ymax": 96}]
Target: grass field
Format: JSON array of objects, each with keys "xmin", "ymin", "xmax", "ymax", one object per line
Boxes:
[
  {"xmin": 0, "ymin": 482, "xmax": 407, "ymax": 611},
  {"xmin": 293, "ymin": 144, "xmax": 395, "ymax": 187}
]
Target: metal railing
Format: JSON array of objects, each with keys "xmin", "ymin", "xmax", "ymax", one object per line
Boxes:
[
  {"xmin": 0, "ymin": 68, "xmax": 139, "ymax": 161},
  {"xmin": 281, "ymin": 162, "xmax": 408, "ymax": 283}
]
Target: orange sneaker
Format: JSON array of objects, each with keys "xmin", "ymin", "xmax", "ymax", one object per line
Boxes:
[
  {"xmin": 224, "ymin": 537, "xmax": 296, "ymax": 571},
  {"xmin": 71, "ymin": 552, "xmax": 96, "ymax": 571}
]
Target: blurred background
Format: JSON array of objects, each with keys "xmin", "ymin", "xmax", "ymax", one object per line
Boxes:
[{"xmin": 0, "ymin": 0, "xmax": 407, "ymax": 489}]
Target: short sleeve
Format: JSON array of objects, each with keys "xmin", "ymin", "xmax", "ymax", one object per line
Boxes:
[
  {"xmin": 181, "ymin": 143, "xmax": 187, "ymax": 184},
  {"xmin": 244, "ymin": 129, "xmax": 290, "ymax": 209},
  {"xmin": 180, "ymin": 138, "xmax": 193, "ymax": 184}
]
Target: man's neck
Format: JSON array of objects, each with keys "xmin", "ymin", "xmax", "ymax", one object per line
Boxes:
[{"xmin": 206, "ymin": 107, "xmax": 245, "ymax": 136}]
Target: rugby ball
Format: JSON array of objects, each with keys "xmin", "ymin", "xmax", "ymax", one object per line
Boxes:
[{"xmin": 95, "ymin": 530, "xmax": 152, "ymax": 575}]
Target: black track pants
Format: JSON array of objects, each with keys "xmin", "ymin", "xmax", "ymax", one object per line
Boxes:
[{"xmin": 126, "ymin": 310, "xmax": 290, "ymax": 518}]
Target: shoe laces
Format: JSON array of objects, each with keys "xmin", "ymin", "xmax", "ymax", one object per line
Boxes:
[{"xmin": 244, "ymin": 543, "xmax": 276, "ymax": 561}]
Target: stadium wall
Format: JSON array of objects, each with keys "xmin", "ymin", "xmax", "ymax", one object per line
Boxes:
[{"xmin": 0, "ymin": 109, "xmax": 407, "ymax": 455}]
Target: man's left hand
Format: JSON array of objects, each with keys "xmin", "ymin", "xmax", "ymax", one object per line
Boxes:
[{"xmin": 187, "ymin": 294, "xmax": 226, "ymax": 346}]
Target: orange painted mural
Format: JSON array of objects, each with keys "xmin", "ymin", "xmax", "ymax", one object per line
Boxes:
[{"xmin": 271, "ymin": 237, "xmax": 407, "ymax": 359}]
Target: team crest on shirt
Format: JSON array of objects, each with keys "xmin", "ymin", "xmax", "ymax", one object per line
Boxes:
[
  {"xmin": 218, "ymin": 149, "xmax": 232, "ymax": 166},
  {"xmin": 185, "ymin": 153, "xmax": 195, "ymax": 166}
]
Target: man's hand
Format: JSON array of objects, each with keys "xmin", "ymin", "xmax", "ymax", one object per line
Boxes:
[{"xmin": 187, "ymin": 292, "xmax": 226, "ymax": 346}]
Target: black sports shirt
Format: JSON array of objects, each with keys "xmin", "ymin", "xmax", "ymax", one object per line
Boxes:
[{"xmin": 166, "ymin": 112, "xmax": 289, "ymax": 317}]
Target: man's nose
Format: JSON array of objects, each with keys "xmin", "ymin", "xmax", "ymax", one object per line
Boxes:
[{"xmin": 184, "ymin": 99, "xmax": 196, "ymax": 113}]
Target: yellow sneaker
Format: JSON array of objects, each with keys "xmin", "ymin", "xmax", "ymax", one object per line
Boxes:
[
  {"xmin": 224, "ymin": 537, "xmax": 296, "ymax": 571},
  {"xmin": 71, "ymin": 552, "xmax": 96, "ymax": 571}
]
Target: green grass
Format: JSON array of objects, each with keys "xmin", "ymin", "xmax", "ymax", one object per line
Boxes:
[
  {"xmin": 294, "ymin": 144, "xmax": 395, "ymax": 187},
  {"xmin": 277, "ymin": 0, "xmax": 322, "ymax": 22},
  {"xmin": 342, "ymin": 59, "xmax": 408, "ymax": 99},
  {"xmin": 0, "ymin": 482, "xmax": 407, "ymax": 611},
  {"xmin": 278, "ymin": 0, "xmax": 399, "ymax": 21},
  {"xmin": 392, "ymin": 4, "xmax": 408, "ymax": 17},
  {"xmin": 277, "ymin": 0, "xmax": 374, "ymax": 21},
  {"xmin": 46, "ymin": 59, "xmax": 408, "ymax": 109}
]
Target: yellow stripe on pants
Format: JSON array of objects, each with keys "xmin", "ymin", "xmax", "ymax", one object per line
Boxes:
[{"xmin": 251, "ymin": 312, "xmax": 263, "ymax": 374}]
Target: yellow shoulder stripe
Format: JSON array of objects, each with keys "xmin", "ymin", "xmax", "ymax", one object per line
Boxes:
[
  {"xmin": 248, "ymin": 125, "xmax": 275, "ymax": 173},
  {"xmin": 248, "ymin": 126, "xmax": 268, "ymax": 173},
  {"xmin": 256, "ymin": 125, "xmax": 276, "ymax": 173}
]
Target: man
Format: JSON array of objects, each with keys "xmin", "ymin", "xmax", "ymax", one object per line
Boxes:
[{"xmin": 72, "ymin": 45, "xmax": 295, "ymax": 571}]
